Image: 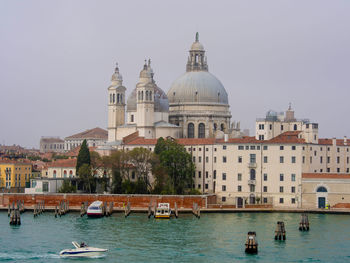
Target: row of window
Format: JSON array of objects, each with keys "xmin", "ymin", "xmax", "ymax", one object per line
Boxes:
[
  {"xmin": 109, "ymin": 93, "xmax": 124, "ymax": 104},
  {"xmin": 221, "ymin": 197, "xmax": 296, "ymax": 204},
  {"xmin": 258, "ymin": 123, "xmax": 299, "ymax": 131},
  {"xmin": 221, "ymin": 185, "xmax": 296, "ymax": 193}
]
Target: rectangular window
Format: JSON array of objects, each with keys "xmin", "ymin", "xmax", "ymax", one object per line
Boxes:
[
  {"xmin": 222, "ymin": 173, "xmax": 226, "ymax": 180},
  {"xmin": 259, "ymin": 124, "xmax": 265, "ymax": 130},
  {"xmin": 280, "ymin": 186, "xmax": 284, "ymax": 193},
  {"xmin": 291, "ymin": 174, "xmax": 296, "ymax": 182},
  {"xmin": 259, "ymin": 135, "xmax": 264, "ymax": 140},
  {"xmin": 320, "ymin": 156, "xmax": 323, "ymax": 163},
  {"xmin": 213, "ymin": 170, "xmax": 216, "ymax": 179},
  {"xmin": 264, "ymin": 156, "xmax": 268, "ymax": 163},
  {"xmin": 193, "ymin": 157, "xmax": 195, "ymax": 162},
  {"xmin": 223, "ymin": 156, "xmax": 227, "ymax": 163},
  {"xmin": 291, "ymin": 156, "xmax": 296, "ymax": 163},
  {"xmin": 198, "ymin": 171, "xmax": 201, "ymax": 178},
  {"xmin": 263, "ymin": 197, "xmax": 268, "ymax": 203},
  {"xmin": 245, "ymin": 145, "xmax": 249, "ymax": 150},
  {"xmin": 337, "ymin": 148, "xmax": 340, "ymax": 153},
  {"xmin": 280, "ymin": 174, "xmax": 284, "ymax": 181},
  {"xmin": 238, "ymin": 185, "xmax": 242, "ymax": 192},
  {"xmin": 337, "ymin": 156, "xmax": 340, "ymax": 164},
  {"xmin": 238, "ymin": 145, "xmax": 244, "ymax": 150},
  {"xmin": 222, "ymin": 196, "xmax": 226, "ymax": 202},
  {"xmin": 327, "ymin": 156, "xmax": 330, "ymax": 163},
  {"xmin": 263, "ymin": 186, "xmax": 267, "ymax": 192},
  {"xmin": 198, "ymin": 156, "xmax": 202, "ymax": 163},
  {"xmin": 347, "ymin": 157, "xmax": 349, "ymax": 164},
  {"xmin": 291, "ymin": 198, "xmax": 296, "ymax": 204},
  {"xmin": 281, "ymin": 125, "xmax": 284, "ymax": 131},
  {"xmin": 337, "ymin": 168, "xmax": 340, "ymax": 173},
  {"xmin": 237, "ymin": 173, "xmax": 242, "ymax": 181},
  {"xmin": 280, "ymin": 156, "xmax": 284, "ymax": 163},
  {"xmin": 303, "ymin": 156, "xmax": 305, "ymax": 163},
  {"xmin": 250, "ymin": 154, "xmax": 256, "ymax": 163},
  {"xmin": 206, "ymin": 156, "xmax": 209, "ymax": 163},
  {"xmin": 310, "ymin": 156, "xmax": 312, "ymax": 164},
  {"xmin": 263, "ymin": 145, "xmax": 268, "ymax": 150},
  {"xmin": 214, "ymin": 157, "xmax": 216, "ymax": 163},
  {"xmin": 263, "ymin": 173, "xmax": 268, "ymax": 181},
  {"xmin": 205, "ymin": 184, "xmax": 208, "ymax": 189},
  {"xmin": 222, "ymin": 185, "xmax": 226, "ymax": 191},
  {"xmin": 205, "ymin": 171, "xmax": 208, "ymax": 178},
  {"xmin": 198, "ymin": 184, "xmax": 201, "ymax": 189},
  {"xmin": 223, "ymin": 145, "xmax": 227, "ymax": 150},
  {"xmin": 280, "ymin": 198, "xmax": 284, "ymax": 204},
  {"xmin": 238, "ymin": 156, "xmax": 242, "ymax": 163},
  {"xmin": 327, "ymin": 168, "xmax": 330, "ymax": 172},
  {"xmin": 292, "ymin": 145, "xmax": 296, "ymax": 150},
  {"xmin": 291, "ymin": 186, "xmax": 295, "ymax": 193},
  {"xmin": 270, "ymin": 124, "xmax": 272, "ymax": 130},
  {"xmin": 206, "ymin": 148, "xmax": 209, "ymax": 151},
  {"xmin": 131, "ymin": 114, "xmax": 134, "ymax": 122},
  {"xmin": 280, "ymin": 146, "xmax": 284, "ymax": 150},
  {"xmin": 250, "ymin": 184, "xmax": 255, "ymax": 192},
  {"xmin": 250, "ymin": 145, "xmax": 256, "ymax": 150}
]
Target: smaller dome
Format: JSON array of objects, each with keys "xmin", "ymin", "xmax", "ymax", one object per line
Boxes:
[
  {"xmin": 126, "ymin": 86, "xmax": 169, "ymax": 112},
  {"xmin": 190, "ymin": 41, "xmax": 204, "ymax": 51}
]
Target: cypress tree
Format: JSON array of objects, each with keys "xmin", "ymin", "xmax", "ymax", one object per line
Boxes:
[{"xmin": 76, "ymin": 139, "xmax": 91, "ymax": 173}]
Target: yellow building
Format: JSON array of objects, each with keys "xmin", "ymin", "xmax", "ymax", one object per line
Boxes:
[{"xmin": 0, "ymin": 161, "xmax": 32, "ymax": 188}]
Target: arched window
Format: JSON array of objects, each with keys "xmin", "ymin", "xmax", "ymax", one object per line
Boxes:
[
  {"xmin": 146, "ymin": 90, "xmax": 149, "ymax": 101},
  {"xmin": 110, "ymin": 94, "xmax": 112, "ymax": 103},
  {"xmin": 294, "ymin": 124, "xmax": 297, "ymax": 131},
  {"xmin": 317, "ymin": 186, "xmax": 327, "ymax": 192},
  {"xmin": 149, "ymin": 91, "xmax": 152, "ymax": 101},
  {"xmin": 117, "ymin": 94, "xmax": 120, "ymax": 103},
  {"xmin": 188, "ymin": 123, "xmax": 194, "ymax": 138},
  {"xmin": 113, "ymin": 93, "xmax": 115, "ymax": 103},
  {"xmin": 53, "ymin": 170, "xmax": 56, "ymax": 178},
  {"xmin": 141, "ymin": 91, "xmax": 144, "ymax": 101},
  {"xmin": 250, "ymin": 169, "xmax": 256, "ymax": 180},
  {"xmin": 138, "ymin": 91, "xmax": 141, "ymax": 100},
  {"xmin": 213, "ymin": 123, "xmax": 217, "ymax": 131},
  {"xmin": 63, "ymin": 170, "xmax": 67, "ymax": 178},
  {"xmin": 120, "ymin": 94, "xmax": 123, "ymax": 103},
  {"xmin": 221, "ymin": 123, "xmax": 225, "ymax": 131},
  {"xmin": 198, "ymin": 123, "xmax": 205, "ymax": 138},
  {"xmin": 69, "ymin": 170, "xmax": 73, "ymax": 177}
]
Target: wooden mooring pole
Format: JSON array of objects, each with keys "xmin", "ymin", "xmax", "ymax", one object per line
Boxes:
[
  {"xmin": 192, "ymin": 202, "xmax": 200, "ymax": 218},
  {"xmin": 299, "ymin": 213, "xmax": 310, "ymax": 231},
  {"xmin": 124, "ymin": 202, "xmax": 131, "ymax": 218},
  {"xmin": 275, "ymin": 221, "xmax": 286, "ymax": 240}
]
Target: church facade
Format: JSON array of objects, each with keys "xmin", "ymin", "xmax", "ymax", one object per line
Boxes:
[{"xmin": 107, "ymin": 33, "xmax": 243, "ymax": 143}]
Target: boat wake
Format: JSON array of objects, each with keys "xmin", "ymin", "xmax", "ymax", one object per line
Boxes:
[{"xmin": 0, "ymin": 252, "xmax": 60, "ymax": 261}]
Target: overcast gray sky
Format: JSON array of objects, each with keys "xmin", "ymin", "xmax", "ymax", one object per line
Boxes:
[{"xmin": 1, "ymin": 0, "xmax": 350, "ymax": 148}]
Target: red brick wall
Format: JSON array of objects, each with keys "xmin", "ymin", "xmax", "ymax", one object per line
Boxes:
[
  {"xmin": 0, "ymin": 194, "xmax": 214, "ymax": 209},
  {"xmin": 333, "ymin": 203, "xmax": 350, "ymax": 209}
]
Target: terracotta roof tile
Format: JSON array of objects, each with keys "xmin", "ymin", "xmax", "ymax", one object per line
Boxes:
[
  {"xmin": 318, "ymin": 138, "xmax": 349, "ymax": 146},
  {"xmin": 65, "ymin": 127, "xmax": 107, "ymax": 140},
  {"xmin": 303, "ymin": 173, "xmax": 350, "ymax": 179},
  {"xmin": 47, "ymin": 158, "xmax": 77, "ymax": 168}
]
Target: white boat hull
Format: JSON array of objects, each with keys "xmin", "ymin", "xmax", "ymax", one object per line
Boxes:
[{"xmin": 60, "ymin": 247, "xmax": 107, "ymax": 257}]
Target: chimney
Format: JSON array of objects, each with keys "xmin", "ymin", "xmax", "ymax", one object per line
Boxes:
[
  {"xmin": 332, "ymin": 137, "xmax": 336, "ymax": 146},
  {"xmin": 344, "ymin": 136, "xmax": 347, "ymax": 146},
  {"xmin": 224, "ymin": 134, "xmax": 228, "ymax": 142}
]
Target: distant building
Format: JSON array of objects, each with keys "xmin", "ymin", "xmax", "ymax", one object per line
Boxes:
[
  {"xmin": 64, "ymin": 127, "xmax": 107, "ymax": 151},
  {"xmin": 46, "ymin": 159, "xmax": 77, "ymax": 178},
  {"xmin": 25, "ymin": 177, "xmax": 64, "ymax": 194},
  {"xmin": 0, "ymin": 160, "xmax": 32, "ymax": 188},
  {"xmin": 39, "ymin": 137, "xmax": 65, "ymax": 153}
]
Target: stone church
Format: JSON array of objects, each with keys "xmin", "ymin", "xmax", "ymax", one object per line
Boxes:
[{"xmin": 107, "ymin": 33, "xmax": 243, "ymax": 144}]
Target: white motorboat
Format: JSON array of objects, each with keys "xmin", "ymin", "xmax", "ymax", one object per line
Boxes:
[
  {"xmin": 154, "ymin": 203, "xmax": 172, "ymax": 219},
  {"xmin": 87, "ymin": 200, "xmax": 103, "ymax": 217},
  {"xmin": 59, "ymin": 241, "xmax": 108, "ymax": 257}
]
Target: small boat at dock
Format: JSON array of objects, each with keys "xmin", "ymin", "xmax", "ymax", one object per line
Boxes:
[
  {"xmin": 59, "ymin": 241, "xmax": 108, "ymax": 257},
  {"xmin": 154, "ymin": 203, "xmax": 171, "ymax": 219},
  {"xmin": 87, "ymin": 201, "xmax": 103, "ymax": 218}
]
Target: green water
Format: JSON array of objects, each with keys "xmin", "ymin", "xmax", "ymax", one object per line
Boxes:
[{"xmin": 1, "ymin": 212, "xmax": 350, "ymax": 262}]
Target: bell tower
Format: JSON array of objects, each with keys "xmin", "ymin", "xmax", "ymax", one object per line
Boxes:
[
  {"xmin": 136, "ymin": 59, "xmax": 155, "ymax": 138},
  {"xmin": 108, "ymin": 63, "xmax": 126, "ymax": 142},
  {"xmin": 186, "ymin": 32, "xmax": 208, "ymax": 72}
]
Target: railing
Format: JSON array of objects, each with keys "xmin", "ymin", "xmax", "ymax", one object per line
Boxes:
[
  {"xmin": 248, "ymin": 162, "xmax": 257, "ymax": 168},
  {"xmin": 248, "ymin": 180, "xmax": 256, "ymax": 185}
]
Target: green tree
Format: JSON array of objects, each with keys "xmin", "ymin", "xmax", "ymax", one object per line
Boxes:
[
  {"xmin": 78, "ymin": 163, "xmax": 95, "ymax": 193},
  {"xmin": 128, "ymin": 147, "xmax": 155, "ymax": 192},
  {"xmin": 58, "ymin": 179, "xmax": 77, "ymax": 193},
  {"xmin": 155, "ymin": 138, "xmax": 195, "ymax": 194},
  {"xmin": 76, "ymin": 139, "xmax": 90, "ymax": 172}
]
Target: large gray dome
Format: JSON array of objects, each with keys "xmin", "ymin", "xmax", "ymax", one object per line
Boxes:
[
  {"xmin": 127, "ymin": 85, "xmax": 169, "ymax": 112},
  {"xmin": 167, "ymin": 71, "xmax": 228, "ymax": 104}
]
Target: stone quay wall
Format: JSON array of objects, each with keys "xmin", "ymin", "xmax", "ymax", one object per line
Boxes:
[{"xmin": 0, "ymin": 193, "xmax": 217, "ymax": 209}]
